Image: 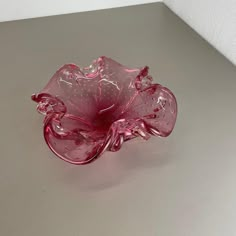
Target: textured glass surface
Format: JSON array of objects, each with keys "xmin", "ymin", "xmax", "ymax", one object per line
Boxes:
[{"xmin": 32, "ymin": 56, "xmax": 177, "ymax": 164}]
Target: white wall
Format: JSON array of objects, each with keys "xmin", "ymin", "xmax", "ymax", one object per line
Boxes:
[
  {"xmin": 164, "ymin": 0, "xmax": 236, "ymax": 65},
  {"xmin": 0, "ymin": 0, "xmax": 161, "ymax": 22}
]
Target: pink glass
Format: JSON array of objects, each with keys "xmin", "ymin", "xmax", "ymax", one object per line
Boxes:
[{"xmin": 32, "ymin": 56, "xmax": 177, "ymax": 165}]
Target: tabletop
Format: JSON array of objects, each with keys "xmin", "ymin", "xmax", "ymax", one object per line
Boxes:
[{"xmin": 1, "ymin": 2, "xmax": 236, "ymax": 236}]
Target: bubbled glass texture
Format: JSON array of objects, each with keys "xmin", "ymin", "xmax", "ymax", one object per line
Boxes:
[{"xmin": 32, "ymin": 56, "xmax": 177, "ymax": 164}]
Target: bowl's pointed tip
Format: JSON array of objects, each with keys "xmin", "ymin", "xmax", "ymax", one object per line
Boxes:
[{"xmin": 31, "ymin": 94, "xmax": 37, "ymax": 102}]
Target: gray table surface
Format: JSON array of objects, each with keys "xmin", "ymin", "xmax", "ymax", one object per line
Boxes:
[{"xmin": 1, "ymin": 2, "xmax": 236, "ymax": 236}]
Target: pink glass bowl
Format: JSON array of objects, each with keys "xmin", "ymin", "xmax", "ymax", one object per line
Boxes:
[{"xmin": 32, "ymin": 56, "xmax": 177, "ymax": 165}]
